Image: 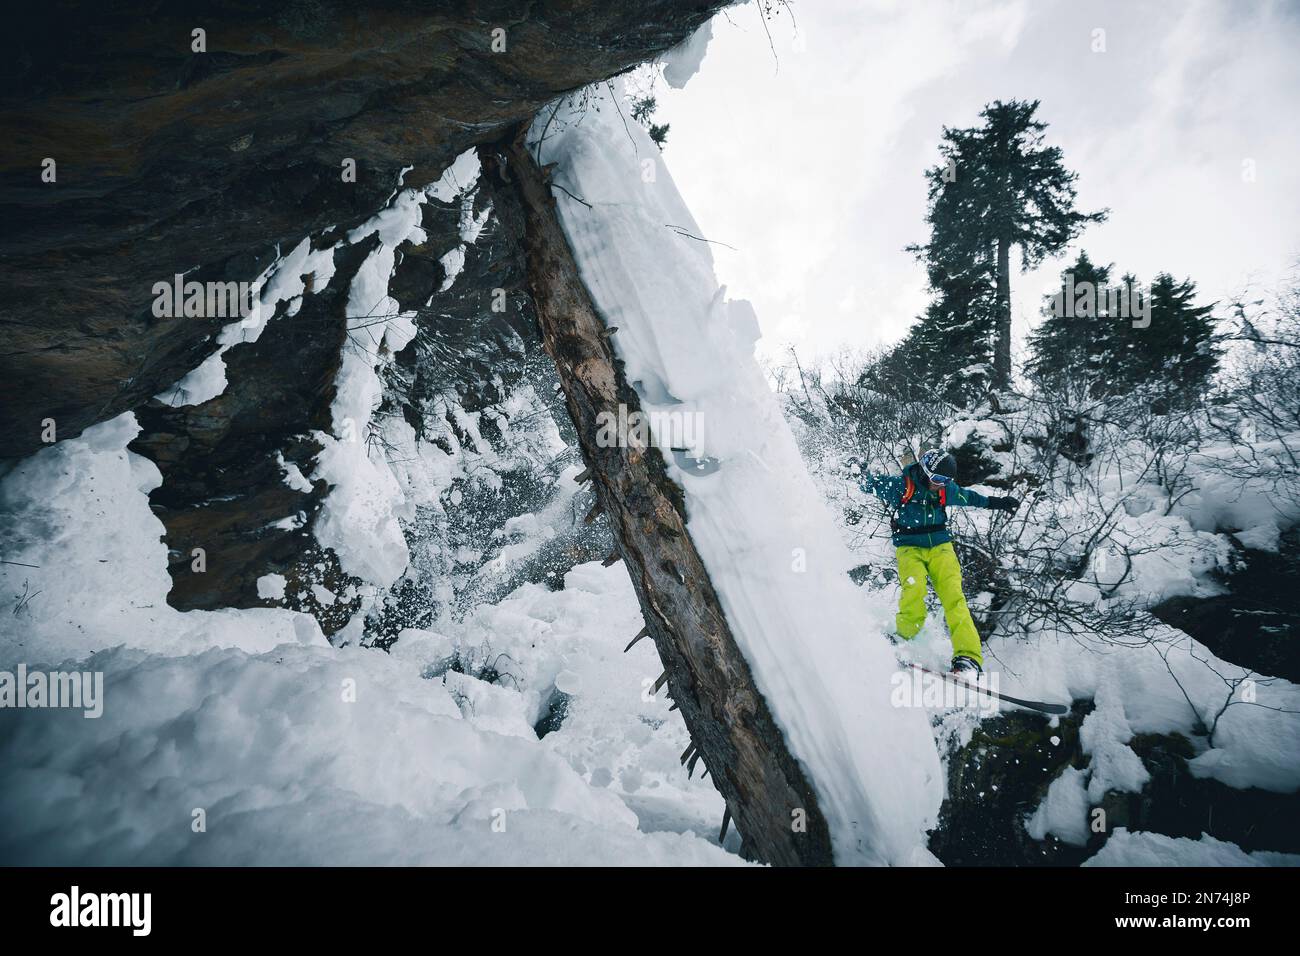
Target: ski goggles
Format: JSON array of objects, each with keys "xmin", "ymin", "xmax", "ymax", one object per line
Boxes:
[{"xmin": 918, "ymin": 453, "xmax": 953, "ymax": 484}]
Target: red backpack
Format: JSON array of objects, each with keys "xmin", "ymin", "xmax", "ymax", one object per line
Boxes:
[{"xmin": 901, "ymin": 474, "xmax": 946, "ymax": 507}]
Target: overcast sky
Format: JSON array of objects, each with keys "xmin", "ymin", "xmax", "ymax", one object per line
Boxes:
[{"xmin": 654, "ymin": 0, "xmax": 1300, "ymax": 364}]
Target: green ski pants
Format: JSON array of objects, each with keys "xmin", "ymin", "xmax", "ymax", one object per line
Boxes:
[{"xmin": 895, "ymin": 541, "xmax": 983, "ymax": 667}]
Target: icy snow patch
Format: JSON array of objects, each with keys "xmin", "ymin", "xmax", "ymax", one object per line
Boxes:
[
  {"xmin": 1080, "ymin": 681, "xmax": 1151, "ymax": 801},
  {"xmin": 257, "ymin": 574, "xmax": 287, "ymax": 602},
  {"xmin": 275, "ymin": 452, "xmax": 314, "ymax": 493},
  {"xmin": 1025, "ymin": 766, "xmax": 1091, "ymax": 847},
  {"xmin": 662, "ymin": 19, "xmax": 713, "ymax": 89},
  {"xmin": 1084, "ymin": 829, "xmax": 1300, "ymax": 867},
  {"xmin": 0, "ymin": 414, "xmax": 326, "ymax": 669}
]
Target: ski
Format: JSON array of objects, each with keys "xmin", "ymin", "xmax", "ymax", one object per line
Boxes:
[{"xmin": 903, "ymin": 661, "xmax": 1069, "ymax": 715}]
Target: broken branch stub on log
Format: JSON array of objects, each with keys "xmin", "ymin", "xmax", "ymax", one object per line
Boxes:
[
  {"xmin": 483, "ymin": 129, "xmax": 833, "ymax": 867},
  {"xmin": 624, "ymin": 625, "xmax": 650, "ymax": 653}
]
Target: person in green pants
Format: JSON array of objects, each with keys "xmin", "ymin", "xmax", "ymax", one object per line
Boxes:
[{"xmin": 854, "ymin": 449, "xmax": 1019, "ymax": 675}]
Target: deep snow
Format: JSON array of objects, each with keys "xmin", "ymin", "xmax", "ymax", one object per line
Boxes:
[{"xmin": 0, "ymin": 416, "xmax": 737, "ymax": 865}]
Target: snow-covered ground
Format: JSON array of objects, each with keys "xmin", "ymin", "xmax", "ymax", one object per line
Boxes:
[
  {"xmin": 887, "ymin": 593, "xmax": 1300, "ymax": 793},
  {"xmin": 4, "ymin": 398, "xmax": 1293, "ymax": 865},
  {"xmin": 0, "ymin": 414, "xmax": 327, "ymax": 668},
  {"xmin": 0, "ymin": 416, "xmax": 737, "ymax": 865},
  {"xmin": 784, "ymin": 374, "xmax": 1300, "ymax": 863},
  {"xmin": 1083, "ymin": 830, "xmax": 1299, "ymax": 867}
]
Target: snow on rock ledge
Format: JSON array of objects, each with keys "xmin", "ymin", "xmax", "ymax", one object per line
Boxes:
[
  {"xmin": 662, "ymin": 20, "xmax": 714, "ymax": 89},
  {"xmin": 1083, "ymin": 829, "xmax": 1300, "ymax": 867},
  {"xmin": 0, "ymin": 414, "xmax": 326, "ymax": 669},
  {"xmin": 312, "ymin": 151, "xmax": 484, "ymax": 596}
]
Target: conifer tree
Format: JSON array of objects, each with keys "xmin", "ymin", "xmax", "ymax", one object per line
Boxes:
[
  {"xmin": 1029, "ymin": 258, "xmax": 1218, "ymax": 408},
  {"xmin": 902, "ymin": 100, "xmax": 1107, "ymax": 398},
  {"xmin": 1129, "ymin": 273, "xmax": 1218, "ymax": 407},
  {"xmin": 1027, "ymin": 251, "xmax": 1114, "ymax": 391}
]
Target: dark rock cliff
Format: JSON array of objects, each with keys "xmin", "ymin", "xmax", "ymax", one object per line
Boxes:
[
  {"xmin": 1, "ymin": 1, "xmax": 719, "ymax": 625},
  {"xmin": 931, "ymin": 704, "xmax": 1300, "ymax": 865},
  {"xmin": 0, "ymin": 0, "xmax": 727, "ymax": 461},
  {"xmin": 1151, "ymin": 527, "xmax": 1300, "ymax": 683}
]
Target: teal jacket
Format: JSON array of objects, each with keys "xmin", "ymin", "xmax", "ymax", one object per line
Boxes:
[{"xmin": 859, "ymin": 466, "xmax": 994, "ymax": 548}]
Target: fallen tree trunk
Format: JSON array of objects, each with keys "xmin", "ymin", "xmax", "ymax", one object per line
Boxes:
[{"xmin": 485, "ymin": 128, "xmax": 835, "ymax": 866}]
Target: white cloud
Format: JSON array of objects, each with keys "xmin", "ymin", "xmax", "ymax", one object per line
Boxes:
[{"xmin": 657, "ymin": 0, "xmax": 1300, "ymax": 364}]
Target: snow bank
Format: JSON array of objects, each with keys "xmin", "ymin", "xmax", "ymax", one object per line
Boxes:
[
  {"xmin": 662, "ymin": 20, "xmax": 713, "ymax": 89},
  {"xmin": 0, "ymin": 414, "xmax": 326, "ymax": 669},
  {"xmin": 0, "ymin": 217, "xmax": 741, "ymax": 865},
  {"xmin": 531, "ymin": 85, "xmax": 943, "ymax": 864},
  {"xmin": 1178, "ymin": 438, "xmax": 1300, "ymax": 551},
  {"xmin": 1083, "ymin": 829, "xmax": 1300, "ymax": 867},
  {"xmin": 0, "ymin": 636, "xmax": 737, "ymax": 865},
  {"xmin": 0, "ymin": 414, "xmax": 741, "ymax": 869},
  {"xmin": 399, "ymin": 560, "xmax": 732, "ymax": 839}
]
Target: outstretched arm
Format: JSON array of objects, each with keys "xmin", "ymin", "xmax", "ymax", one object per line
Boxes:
[
  {"xmin": 944, "ymin": 480, "xmax": 1019, "ymax": 512},
  {"xmin": 857, "ymin": 472, "xmax": 904, "ymax": 508}
]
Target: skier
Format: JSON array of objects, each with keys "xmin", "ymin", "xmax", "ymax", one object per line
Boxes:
[{"xmin": 853, "ymin": 448, "xmax": 1019, "ymax": 676}]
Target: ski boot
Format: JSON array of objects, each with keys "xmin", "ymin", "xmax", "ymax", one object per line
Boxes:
[{"xmin": 951, "ymin": 655, "xmax": 982, "ymax": 677}]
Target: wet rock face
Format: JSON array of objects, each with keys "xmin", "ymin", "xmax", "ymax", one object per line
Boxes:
[
  {"xmin": 1151, "ymin": 527, "xmax": 1300, "ymax": 683},
  {"xmin": 929, "ymin": 704, "xmax": 1093, "ymax": 867},
  {"xmin": 931, "ymin": 704, "xmax": 1300, "ymax": 865},
  {"xmin": 0, "ymin": 0, "xmax": 726, "ymax": 460},
  {"xmin": 1104, "ymin": 733, "xmax": 1300, "ymax": 854},
  {"xmin": 127, "ymin": 234, "xmax": 377, "ymax": 624},
  {"xmin": 126, "ymin": 136, "xmax": 608, "ymax": 631}
]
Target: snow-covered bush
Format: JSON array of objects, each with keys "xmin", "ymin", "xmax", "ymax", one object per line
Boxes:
[{"xmin": 777, "ymin": 312, "xmax": 1300, "ymax": 650}]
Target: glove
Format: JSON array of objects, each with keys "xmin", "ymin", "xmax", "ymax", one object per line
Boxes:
[{"xmin": 988, "ymin": 495, "xmax": 1020, "ymax": 512}]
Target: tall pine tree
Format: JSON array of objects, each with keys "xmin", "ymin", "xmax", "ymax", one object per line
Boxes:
[{"xmin": 900, "ymin": 100, "xmax": 1106, "ymax": 398}]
